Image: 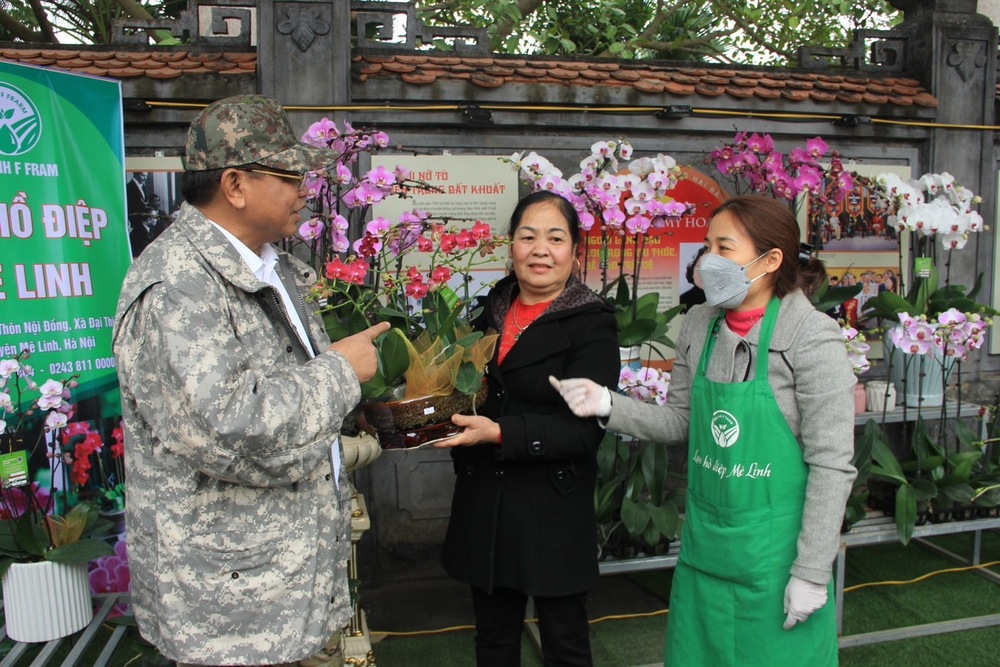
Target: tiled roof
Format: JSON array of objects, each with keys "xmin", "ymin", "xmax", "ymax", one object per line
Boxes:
[
  {"xmin": 0, "ymin": 46, "xmax": 938, "ymax": 109},
  {"xmin": 353, "ymin": 53, "xmax": 939, "ymax": 108},
  {"xmin": 0, "ymin": 48, "xmax": 256, "ymax": 78}
]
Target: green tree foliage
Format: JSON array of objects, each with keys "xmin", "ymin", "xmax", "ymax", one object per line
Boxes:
[
  {"xmin": 415, "ymin": 0, "xmax": 900, "ymax": 64},
  {"xmin": 0, "ymin": 0, "xmax": 186, "ymax": 44},
  {"xmin": 2, "ymin": 0, "xmax": 900, "ymax": 62}
]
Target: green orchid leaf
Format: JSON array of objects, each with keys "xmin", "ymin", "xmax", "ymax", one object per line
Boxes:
[
  {"xmin": 620, "ymin": 496, "xmax": 650, "ymax": 539},
  {"xmin": 625, "ymin": 463, "xmax": 645, "ymax": 501},
  {"xmin": 648, "ymin": 502, "xmax": 680, "ymax": 540},
  {"xmin": 938, "ymin": 451, "xmax": 983, "ymax": 485},
  {"xmin": 596, "ymin": 433, "xmax": 618, "ymax": 478},
  {"xmin": 912, "ymin": 418, "xmax": 944, "ymax": 461},
  {"xmin": 44, "ymin": 538, "xmax": 114, "ymax": 563},
  {"xmin": 910, "ymin": 478, "xmax": 938, "ymax": 501},
  {"xmin": 894, "ymin": 483, "xmax": 917, "ymax": 545},
  {"xmin": 811, "ymin": 282, "xmax": 863, "ymax": 313},
  {"xmin": 640, "ymin": 440, "xmax": 667, "ymax": 502},
  {"xmin": 899, "ymin": 456, "xmax": 946, "ymax": 473},
  {"xmin": 0, "ymin": 556, "xmax": 15, "ymax": 579},
  {"xmin": 634, "ymin": 292, "xmax": 661, "ymax": 318},
  {"xmin": 642, "ymin": 522, "xmax": 660, "ymax": 546},
  {"xmin": 938, "ymin": 482, "xmax": 974, "ymax": 504},
  {"xmin": 861, "ymin": 289, "xmax": 913, "ymax": 321},
  {"xmin": 377, "ymin": 328, "xmax": 411, "ymax": 388},
  {"xmin": 618, "ymin": 319, "xmax": 658, "ymax": 347},
  {"xmin": 868, "ymin": 422, "xmax": 906, "ymax": 484},
  {"xmin": 15, "ymin": 512, "xmax": 46, "ymax": 557},
  {"xmin": 594, "ymin": 478, "xmax": 624, "ymax": 522},
  {"xmin": 953, "ymin": 419, "xmax": 980, "ymax": 449},
  {"xmin": 852, "ymin": 419, "xmax": 877, "ymax": 483},
  {"xmin": 453, "ymin": 363, "xmax": 482, "ymax": 396}
]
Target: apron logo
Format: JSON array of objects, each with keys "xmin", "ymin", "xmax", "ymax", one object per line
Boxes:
[{"xmin": 710, "ymin": 410, "xmax": 740, "ymax": 448}]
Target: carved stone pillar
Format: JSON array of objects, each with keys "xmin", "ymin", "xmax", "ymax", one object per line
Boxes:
[
  {"xmin": 257, "ymin": 0, "xmax": 352, "ymax": 130},
  {"xmin": 888, "ymin": 0, "xmax": 998, "ymax": 286}
]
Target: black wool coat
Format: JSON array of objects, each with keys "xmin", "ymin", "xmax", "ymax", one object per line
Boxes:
[{"xmin": 441, "ymin": 275, "xmax": 620, "ymax": 597}]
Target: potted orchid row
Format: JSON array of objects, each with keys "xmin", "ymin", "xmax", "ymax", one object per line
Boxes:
[
  {"xmin": 705, "ymin": 132, "xmax": 999, "ymax": 543},
  {"xmin": 856, "ymin": 172, "xmax": 997, "ymax": 542}
]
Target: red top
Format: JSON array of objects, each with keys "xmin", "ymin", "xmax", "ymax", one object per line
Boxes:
[
  {"xmin": 725, "ymin": 306, "xmax": 767, "ymax": 337},
  {"xmin": 498, "ymin": 297, "xmax": 553, "ymax": 364}
]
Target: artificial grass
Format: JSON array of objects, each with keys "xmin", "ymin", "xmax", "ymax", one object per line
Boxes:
[
  {"xmin": 375, "ymin": 531, "xmax": 1000, "ymax": 667},
  {"xmin": 6, "ymin": 531, "xmax": 997, "ymax": 666}
]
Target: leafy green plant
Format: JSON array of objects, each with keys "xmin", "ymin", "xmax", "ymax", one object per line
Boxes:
[
  {"xmin": 603, "ymin": 276, "xmax": 684, "ymax": 354},
  {"xmin": 865, "ymin": 416, "xmax": 984, "ymax": 544},
  {"xmin": 862, "ymin": 265, "xmax": 993, "ymax": 325},
  {"xmin": 0, "ymin": 497, "xmax": 113, "ymax": 577},
  {"xmin": 594, "ymin": 433, "xmax": 681, "ymax": 557}
]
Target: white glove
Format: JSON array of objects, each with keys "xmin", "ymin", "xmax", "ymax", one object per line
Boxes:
[
  {"xmin": 782, "ymin": 575, "xmax": 828, "ymax": 630},
  {"xmin": 548, "ymin": 376, "xmax": 612, "ymax": 418}
]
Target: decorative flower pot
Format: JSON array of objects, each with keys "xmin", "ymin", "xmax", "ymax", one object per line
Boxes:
[
  {"xmin": 853, "ymin": 383, "xmax": 867, "ymax": 413},
  {"xmin": 2, "ymin": 560, "xmax": 93, "ymax": 642},
  {"xmin": 883, "ymin": 335, "xmax": 957, "ymax": 408},
  {"xmin": 361, "ymin": 382, "xmax": 489, "ymax": 450},
  {"xmin": 864, "ymin": 380, "xmax": 897, "ymax": 412},
  {"xmin": 619, "ymin": 345, "xmax": 642, "ymax": 370}
]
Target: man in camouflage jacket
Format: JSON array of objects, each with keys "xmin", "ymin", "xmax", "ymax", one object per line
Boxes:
[{"xmin": 113, "ymin": 96, "xmax": 387, "ymax": 666}]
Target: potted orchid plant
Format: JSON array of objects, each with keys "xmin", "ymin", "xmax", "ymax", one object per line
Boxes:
[
  {"xmin": 292, "ymin": 119, "xmax": 504, "ymax": 448},
  {"xmin": 862, "ymin": 172, "xmax": 996, "ymax": 408},
  {"xmin": 594, "ymin": 365, "xmax": 681, "ymax": 559},
  {"xmin": 708, "ymin": 132, "xmax": 856, "ymax": 212},
  {"xmin": 0, "ymin": 350, "xmax": 115, "ymax": 642},
  {"xmin": 852, "ymin": 172, "xmax": 997, "ymax": 543}
]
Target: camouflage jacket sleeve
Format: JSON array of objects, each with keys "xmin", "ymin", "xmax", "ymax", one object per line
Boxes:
[{"xmin": 116, "ymin": 277, "xmax": 360, "ymax": 487}]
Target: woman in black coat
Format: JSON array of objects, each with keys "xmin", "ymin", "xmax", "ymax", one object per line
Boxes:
[{"xmin": 437, "ymin": 191, "xmax": 620, "ymax": 667}]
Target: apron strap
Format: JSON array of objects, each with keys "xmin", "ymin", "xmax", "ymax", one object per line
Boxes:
[
  {"xmin": 696, "ymin": 296, "xmax": 782, "ymax": 381},
  {"xmin": 754, "ymin": 296, "xmax": 781, "ymax": 381}
]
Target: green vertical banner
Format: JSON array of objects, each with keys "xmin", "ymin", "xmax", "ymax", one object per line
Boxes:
[{"xmin": 0, "ymin": 62, "xmax": 129, "ymax": 409}]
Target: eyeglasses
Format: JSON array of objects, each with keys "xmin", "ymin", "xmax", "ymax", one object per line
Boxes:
[{"xmin": 238, "ymin": 167, "xmax": 309, "ymax": 189}]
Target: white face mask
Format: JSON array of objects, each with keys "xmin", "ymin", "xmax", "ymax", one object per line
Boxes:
[{"xmin": 696, "ymin": 251, "xmax": 770, "ymax": 309}]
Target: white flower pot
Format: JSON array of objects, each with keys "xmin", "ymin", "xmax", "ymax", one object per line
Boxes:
[
  {"xmin": 864, "ymin": 380, "xmax": 898, "ymax": 412},
  {"xmin": 883, "ymin": 334, "xmax": 957, "ymax": 408},
  {"xmin": 619, "ymin": 345, "xmax": 642, "ymax": 370},
  {"xmin": 2, "ymin": 560, "xmax": 93, "ymax": 642}
]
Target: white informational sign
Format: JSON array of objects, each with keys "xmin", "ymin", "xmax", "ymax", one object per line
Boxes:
[{"xmin": 371, "ymin": 154, "xmax": 520, "ymax": 294}]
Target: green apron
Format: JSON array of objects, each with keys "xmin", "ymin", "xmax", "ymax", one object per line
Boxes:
[{"xmin": 664, "ymin": 297, "xmax": 837, "ymax": 667}]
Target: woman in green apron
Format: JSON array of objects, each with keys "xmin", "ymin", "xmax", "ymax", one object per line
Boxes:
[{"xmin": 551, "ymin": 196, "xmax": 857, "ymax": 666}]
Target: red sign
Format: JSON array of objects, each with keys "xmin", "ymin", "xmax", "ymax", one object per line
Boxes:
[{"xmin": 581, "ymin": 166, "xmax": 728, "ymax": 309}]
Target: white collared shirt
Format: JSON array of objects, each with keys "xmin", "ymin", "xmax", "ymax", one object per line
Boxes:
[
  {"xmin": 210, "ymin": 222, "xmax": 314, "ymax": 355},
  {"xmin": 210, "ymin": 221, "xmax": 343, "ymax": 486}
]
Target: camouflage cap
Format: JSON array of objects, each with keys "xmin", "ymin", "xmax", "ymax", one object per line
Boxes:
[{"xmin": 182, "ymin": 95, "xmax": 332, "ymax": 172}]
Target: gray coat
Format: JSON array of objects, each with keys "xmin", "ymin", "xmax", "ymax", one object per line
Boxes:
[
  {"xmin": 607, "ymin": 289, "xmax": 857, "ymax": 584},
  {"xmin": 113, "ymin": 202, "xmax": 358, "ymax": 665}
]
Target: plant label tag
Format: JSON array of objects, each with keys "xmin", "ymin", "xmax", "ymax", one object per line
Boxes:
[
  {"xmin": 423, "ymin": 406, "xmax": 436, "ymax": 415},
  {"xmin": 0, "ymin": 450, "xmax": 29, "ymax": 489},
  {"xmin": 914, "ymin": 257, "xmax": 932, "ymax": 278}
]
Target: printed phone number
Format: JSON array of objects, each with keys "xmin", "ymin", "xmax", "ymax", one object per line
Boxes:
[{"xmin": 49, "ymin": 358, "xmax": 116, "ymax": 374}]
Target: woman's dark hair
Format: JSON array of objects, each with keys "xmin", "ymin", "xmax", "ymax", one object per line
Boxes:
[
  {"xmin": 180, "ymin": 168, "xmax": 225, "ymax": 206},
  {"xmin": 712, "ymin": 195, "xmax": 826, "ymax": 298},
  {"xmin": 508, "ymin": 190, "xmax": 582, "ymax": 244}
]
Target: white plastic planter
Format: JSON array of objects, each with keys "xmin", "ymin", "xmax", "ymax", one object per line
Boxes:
[{"xmin": 2, "ymin": 560, "xmax": 93, "ymax": 643}]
